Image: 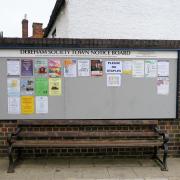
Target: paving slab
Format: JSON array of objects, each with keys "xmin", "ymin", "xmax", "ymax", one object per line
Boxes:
[
  {"xmin": 108, "ymin": 167, "xmax": 137, "ymax": 178},
  {"xmin": 54, "ymin": 167, "xmax": 83, "ymax": 179},
  {"xmin": 132, "ymin": 167, "xmax": 165, "ymax": 178},
  {"xmin": 81, "ymin": 167, "xmax": 109, "ymax": 179},
  {"xmin": 94, "ymin": 158, "xmax": 141, "ymax": 167}
]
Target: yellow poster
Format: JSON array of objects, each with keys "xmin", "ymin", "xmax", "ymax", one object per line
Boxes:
[
  {"xmin": 49, "ymin": 78, "xmax": 62, "ymax": 96},
  {"xmin": 122, "ymin": 61, "xmax": 132, "ymax": 75},
  {"xmin": 21, "ymin": 96, "xmax": 34, "ymax": 114}
]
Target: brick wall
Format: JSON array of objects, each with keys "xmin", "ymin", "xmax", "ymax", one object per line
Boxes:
[{"xmin": 0, "ymin": 119, "xmax": 179, "ymax": 157}]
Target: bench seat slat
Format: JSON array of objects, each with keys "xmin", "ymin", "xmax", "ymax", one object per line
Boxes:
[
  {"xmin": 13, "ymin": 140, "xmax": 162, "ymax": 148},
  {"xmin": 18, "ymin": 131, "xmax": 158, "ymax": 138}
]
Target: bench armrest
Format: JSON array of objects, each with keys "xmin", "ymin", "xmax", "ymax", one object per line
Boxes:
[
  {"xmin": 7, "ymin": 127, "xmax": 21, "ymax": 145},
  {"xmin": 154, "ymin": 127, "xmax": 169, "ymax": 144}
]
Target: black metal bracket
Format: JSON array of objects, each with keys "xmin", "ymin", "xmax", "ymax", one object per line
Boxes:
[
  {"xmin": 154, "ymin": 126, "xmax": 169, "ymax": 171},
  {"xmin": 7, "ymin": 127, "xmax": 21, "ymax": 173}
]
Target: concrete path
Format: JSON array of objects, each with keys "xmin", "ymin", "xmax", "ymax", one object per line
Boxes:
[{"xmin": 0, "ymin": 157, "xmax": 179, "ymax": 180}]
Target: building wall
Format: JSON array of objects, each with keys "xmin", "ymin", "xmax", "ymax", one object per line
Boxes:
[{"xmin": 48, "ymin": 0, "xmax": 180, "ymax": 39}]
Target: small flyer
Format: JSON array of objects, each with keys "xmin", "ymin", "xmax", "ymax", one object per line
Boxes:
[
  {"xmin": 106, "ymin": 61, "xmax": 122, "ymax": 74},
  {"xmin": 107, "ymin": 74, "xmax": 121, "ymax": 87},
  {"xmin": 21, "ymin": 96, "xmax": 34, "ymax": 114},
  {"xmin": 7, "ymin": 78, "xmax": 20, "ymax": 96},
  {"xmin": 49, "ymin": 78, "xmax": 62, "ymax": 96},
  {"xmin": 7, "ymin": 59, "xmax": 20, "ymax": 76},
  {"xmin": 35, "ymin": 78, "xmax": 48, "ymax": 96},
  {"xmin": 8, "ymin": 97, "xmax": 20, "ymax": 114},
  {"xmin": 35, "ymin": 59, "xmax": 48, "ymax": 77},
  {"xmin": 36, "ymin": 96, "xmax": 48, "ymax": 114},
  {"xmin": 145, "ymin": 60, "xmax": 157, "ymax": 78},
  {"xmin": 132, "ymin": 60, "xmax": 144, "ymax": 77},
  {"xmin": 158, "ymin": 60, "xmax": 169, "ymax": 77},
  {"xmin": 78, "ymin": 60, "xmax": 90, "ymax": 76},
  {"xmin": 122, "ymin": 61, "xmax": 132, "ymax": 75},
  {"xmin": 64, "ymin": 59, "xmax": 77, "ymax": 77},
  {"xmin": 20, "ymin": 78, "xmax": 34, "ymax": 95},
  {"xmin": 21, "ymin": 59, "xmax": 33, "ymax": 76},
  {"xmin": 48, "ymin": 59, "xmax": 62, "ymax": 77},
  {"xmin": 157, "ymin": 77, "xmax": 169, "ymax": 95},
  {"xmin": 91, "ymin": 60, "xmax": 103, "ymax": 76}
]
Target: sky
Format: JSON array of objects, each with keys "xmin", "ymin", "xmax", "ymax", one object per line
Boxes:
[{"xmin": 0, "ymin": 0, "xmax": 56, "ymax": 37}]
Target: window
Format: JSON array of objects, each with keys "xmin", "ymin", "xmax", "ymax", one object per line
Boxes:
[{"xmin": 52, "ymin": 29, "xmax": 56, "ymax": 38}]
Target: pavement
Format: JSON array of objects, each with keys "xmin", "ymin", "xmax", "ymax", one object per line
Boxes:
[{"xmin": 0, "ymin": 157, "xmax": 180, "ymax": 180}]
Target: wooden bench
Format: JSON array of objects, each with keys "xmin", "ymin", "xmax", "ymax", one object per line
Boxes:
[{"xmin": 7, "ymin": 120, "xmax": 169, "ymax": 173}]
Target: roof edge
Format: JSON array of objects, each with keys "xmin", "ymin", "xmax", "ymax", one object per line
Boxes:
[
  {"xmin": 0, "ymin": 38, "xmax": 180, "ymax": 50},
  {"xmin": 44, "ymin": 0, "xmax": 65, "ymax": 37}
]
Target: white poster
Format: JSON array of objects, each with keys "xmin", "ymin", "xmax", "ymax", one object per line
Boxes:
[
  {"xmin": 122, "ymin": 61, "xmax": 132, "ymax": 75},
  {"xmin": 157, "ymin": 77, "xmax": 169, "ymax": 95},
  {"xmin": 7, "ymin": 60, "xmax": 20, "ymax": 76},
  {"xmin": 106, "ymin": 61, "xmax": 122, "ymax": 74},
  {"xmin": 7, "ymin": 78, "xmax": 20, "ymax": 96},
  {"xmin": 158, "ymin": 60, "xmax": 169, "ymax": 77},
  {"xmin": 132, "ymin": 60, "xmax": 144, "ymax": 77},
  {"xmin": 36, "ymin": 96, "xmax": 48, "ymax": 114},
  {"xmin": 107, "ymin": 74, "xmax": 121, "ymax": 87},
  {"xmin": 78, "ymin": 60, "xmax": 90, "ymax": 76},
  {"xmin": 145, "ymin": 60, "xmax": 157, "ymax": 78},
  {"xmin": 8, "ymin": 97, "xmax": 20, "ymax": 114}
]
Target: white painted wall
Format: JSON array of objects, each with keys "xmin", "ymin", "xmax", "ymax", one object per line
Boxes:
[{"xmin": 48, "ymin": 0, "xmax": 180, "ymax": 40}]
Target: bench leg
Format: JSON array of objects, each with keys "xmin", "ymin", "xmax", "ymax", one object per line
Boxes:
[
  {"xmin": 7, "ymin": 145, "xmax": 15, "ymax": 173},
  {"xmin": 161, "ymin": 144, "xmax": 168, "ymax": 171}
]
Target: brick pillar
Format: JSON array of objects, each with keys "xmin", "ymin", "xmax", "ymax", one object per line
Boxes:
[
  {"xmin": 22, "ymin": 19, "xmax": 28, "ymax": 38},
  {"xmin": 32, "ymin": 23, "xmax": 44, "ymax": 38}
]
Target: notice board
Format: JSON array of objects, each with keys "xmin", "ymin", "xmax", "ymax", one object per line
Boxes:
[{"xmin": 0, "ymin": 49, "xmax": 177, "ymax": 120}]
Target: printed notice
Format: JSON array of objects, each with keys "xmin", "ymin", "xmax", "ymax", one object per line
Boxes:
[
  {"xmin": 21, "ymin": 59, "xmax": 33, "ymax": 76},
  {"xmin": 49, "ymin": 78, "xmax": 62, "ymax": 96},
  {"xmin": 157, "ymin": 77, "xmax": 169, "ymax": 95},
  {"xmin": 64, "ymin": 59, "xmax": 77, "ymax": 77},
  {"xmin": 107, "ymin": 74, "xmax": 121, "ymax": 87},
  {"xmin": 122, "ymin": 61, "xmax": 132, "ymax": 75},
  {"xmin": 7, "ymin": 78, "xmax": 20, "ymax": 96},
  {"xmin": 132, "ymin": 60, "xmax": 144, "ymax": 77},
  {"xmin": 8, "ymin": 97, "xmax": 20, "ymax": 114},
  {"xmin": 91, "ymin": 60, "xmax": 103, "ymax": 76},
  {"xmin": 106, "ymin": 61, "xmax": 122, "ymax": 74},
  {"xmin": 36, "ymin": 96, "xmax": 48, "ymax": 114},
  {"xmin": 21, "ymin": 96, "xmax": 34, "ymax": 114},
  {"xmin": 21, "ymin": 78, "xmax": 34, "ymax": 95},
  {"xmin": 35, "ymin": 59, "xmax": 48, "ymax": 77},
  {"xmin": 158, "ymin": 60, "xmax": 169, "ymax": 77},
  {"xmin": 48, "ymin": 59, "xmax": 62, "ymax": 77},
  {"xmin": 7, "ymin": 60, "xmax": 20, "ymax": 76},
  {"xmin": 35, "ymin": 78, "xmax": 48, "ymax": 96},
  {"xmin": 78, "ymin": 60, "xmax": 90, "ymax": 76},
  {"xmin": 145, "ymin": 60, "xmax": 157, "ymax": 78}
]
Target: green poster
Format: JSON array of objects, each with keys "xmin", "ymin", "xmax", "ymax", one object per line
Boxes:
[{"xmin": 35, "ymin": 78, "xmax": 48, "ymax": 96}]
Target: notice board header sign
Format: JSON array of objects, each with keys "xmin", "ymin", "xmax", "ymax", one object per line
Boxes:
[{"xmin": 0, "ymin": 49, "xmax": 177, "ymax": 59}]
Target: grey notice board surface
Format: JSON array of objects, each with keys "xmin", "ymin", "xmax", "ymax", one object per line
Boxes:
[{"xmin": 0, "ymin": 49, "xmax": 178, "ymax": 120}]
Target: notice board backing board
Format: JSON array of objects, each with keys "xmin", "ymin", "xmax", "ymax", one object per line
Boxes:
[{"xmin": 0, "ymin": 49, "xmax": 177, "ymax": 120}]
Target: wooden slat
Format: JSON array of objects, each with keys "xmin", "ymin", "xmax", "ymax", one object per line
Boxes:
[
  {"xmin": 18, "ymin": 131, "xmax": 158, "ymax": 138},
  {"xmin": 17, "ymin": 120, "xmax": 158, "ymax": 126},
  {"xmin": 13, "ymin": 140, "xmax": 162, "ymax": 148}
]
